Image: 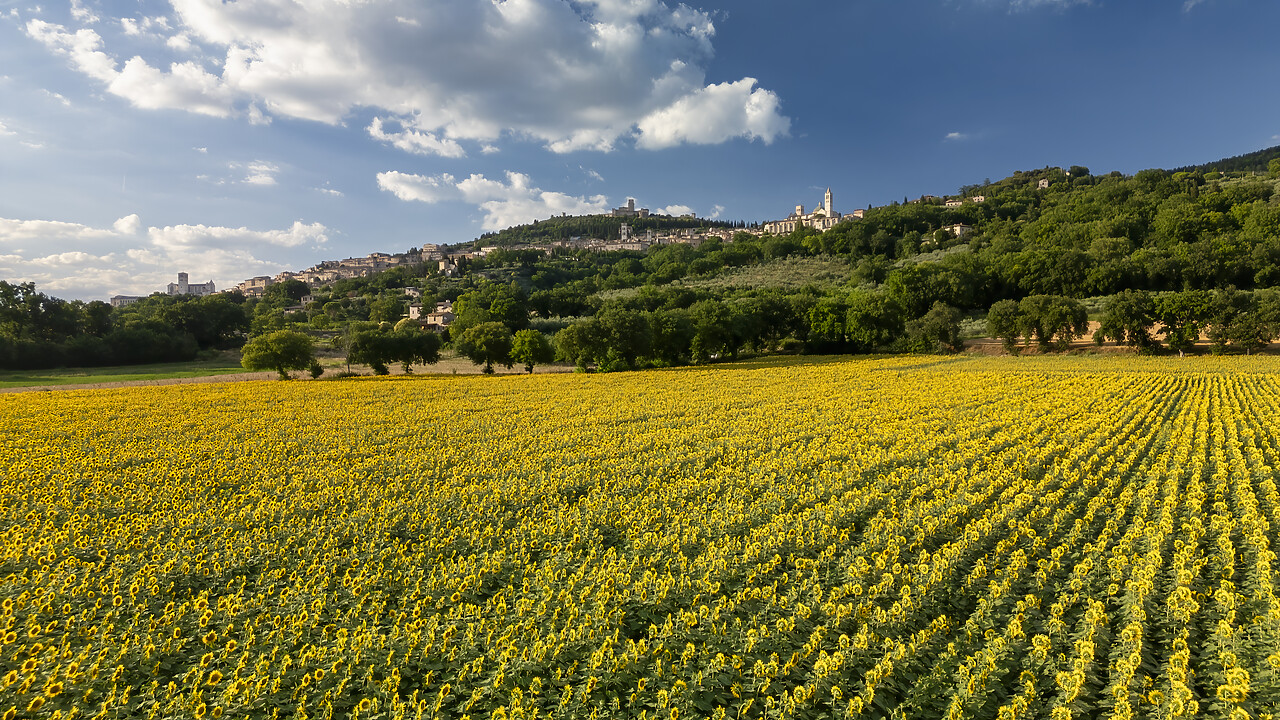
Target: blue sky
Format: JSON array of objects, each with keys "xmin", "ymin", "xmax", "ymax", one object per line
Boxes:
[{"xmin": 1, "ymin": 0, "xmax": 1278, "ymax": 300}]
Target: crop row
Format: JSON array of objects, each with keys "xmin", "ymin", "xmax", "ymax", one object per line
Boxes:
[{"xmin": 3, "ymin": 356, "xmax": 1280, "ymax": 719}]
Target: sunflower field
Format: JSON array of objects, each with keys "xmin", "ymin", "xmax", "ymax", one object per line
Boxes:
[{"xmin": 4, "ymin": 355, "xmax": 1280, "ymax": 719}]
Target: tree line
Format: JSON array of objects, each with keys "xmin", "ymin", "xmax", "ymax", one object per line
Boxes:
[
  {"xmin": 5, "ymin": 154, "xmax": 1280, "ymax": 372},
  {"xmin": 0, "ymin": 282, "xmax": 249, "ymax": 370}
]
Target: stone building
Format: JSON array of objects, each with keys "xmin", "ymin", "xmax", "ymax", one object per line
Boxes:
[
  {"xmin": 763, "ymin": 188, "xmax": 847, "ymax": 234},
  {"xmin": 167, "ymin": 273, "xmax": 216, "ymax": 297},
  {"xmin": 611, "ymin": 198, "xmax": 650, "ymax": 218}
]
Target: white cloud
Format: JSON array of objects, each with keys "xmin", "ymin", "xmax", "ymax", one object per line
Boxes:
[
  {"xmin": 0, "ymin": 213, "xmax": 328, "ymax": 299},
  {"xmin": 112, "ymin": 214, "xmax": 141, "ymax": 235},
  {"xmin": 0, "ymin": 216, "xmax": 126, "ymax": 243},
  {"xmin": 315, "ymin": 186, "xmax": 344, "ymax": 197},
  {"xmin": 661, "ymin": 204, "xmax": 694, "ymax": 216},
  {"xmin": 708, "ymin": 204, "xmax": 725, "ymax": 220},
  {"xmin": 193, "ymin": 146, "xmax": 207, "ymax": 153},
  {"xmin": 635, "ymin": 78, "xmax": 788, "ymax": 150},
  {"xmin": 24, "ymin": 0, "xmax": 788, "ymax": 154},
  {"xmin": 376, "ymin": 171, "xmax": 458, "ymax": 205},
  {"xmin": 70, "ymin": 0, "xmax": 98, "ymax": 24},
  {"xmin": 367, "ymin": 117, "xmax": 466, "ymax": 159},
  {"xmin": 121, "ymin": 15, "xmax": 171, "ymax": 36},
  {"xmin": 29, "ymin": 250, "xmax": 112, "ymax": 267},
  {"xmin": 0, "ymin": 120, "xmax": 14, "ymax": 136},
  {"xmin": 201, "ymin": 160, "xmax": 282, "ymax": 186},
  {"xmin": 26, "ymin": 19, "xmax": 237, "ymax": 117},
  {"xmin": 944, "ymin": 131, "xmax": 968, "ymax": 141},
  {"xmin": 149, "ymin": 220, "xmax": 325, "ymax": 250},
  {"xmin": 42, "ymin": 89, "xmax": 71, "ymax": 106},
  {"xmin": 377, "ymin": 170, "xmax": 610, "ymax": 231},
  {"xmin": 166, "ymin": 32, "xmax": 193, "ymax": 52},
  {"xmin": 583, "ymin": 168, "xmax": 605, "ymax": 183},
  {"xmin": 240, "ymin": 161, "xmax": 279, "ymax": 186},
  {"xmin": 1182, "ymin": 0, "xmax": 1207, "ymax": 9}
]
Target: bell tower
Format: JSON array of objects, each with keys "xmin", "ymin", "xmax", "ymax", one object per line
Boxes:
[{"xmin": 825, "ymin": 188, "xmax": 834, "ymax": 216}]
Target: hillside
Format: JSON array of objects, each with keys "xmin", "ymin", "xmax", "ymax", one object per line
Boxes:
[
  {"xmin": 7, "ymin": 144, "xmax": 1280, "ymax": 370},
  {"xmin": 474, "ymin": 213, "xmax": 741, "ymax": 246},
  {"xmin": 1174, "ymin": 143, "xmax": 1280, "ymax": 175}
]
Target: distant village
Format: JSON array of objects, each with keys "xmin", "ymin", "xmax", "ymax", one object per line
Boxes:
[{"xmin": 111, "ymin": 189, "xmax": 877, "ymax": 308}]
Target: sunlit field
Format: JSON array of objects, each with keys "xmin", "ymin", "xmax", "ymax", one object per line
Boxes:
[{"xmin": 4, "ymin": 356, "xmax": 1280, "ymax": 719}]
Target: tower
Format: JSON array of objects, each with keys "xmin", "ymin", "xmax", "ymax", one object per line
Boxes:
[{"xmin": 825, "ymin": 187, "xmax": 833, "ymax": 216}]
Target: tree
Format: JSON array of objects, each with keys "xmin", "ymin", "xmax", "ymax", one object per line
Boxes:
[
  {"xmin": 907, "ymin": 302, "xmax": 964, "ymax": 353},
  {"xmin": 510, "ymin": 329, "xmax": 555, "ymax": 373},
  {"xmin": 240, "ymin": 330, "xmax": 315, "ymax": 379},
  {"xmin": 845, "ymin": 291, "xmax": 904, "ymax": 353},
  {"xmin": 647, "ymin": 309, "xmax": 695, "ymax": 366},
  {"xmin": 555, "ymin": 321, "xmax": 605, "ymax": 372},
  {"xmin": 392, "ymin": 328, "xmax": 443, "ymax": 372},
  {"xmin": 1157, "ymin": 290, "xmax": 1213, "ymax": 357},
  {"xmin": 1018, "ymin": 295, "xmax": 1088, "ymax": 352},
  {"xmin": 596, "ymin": 306, "xmax": 651, "ymax": 369},
  {"xmin": 1093, "ymin": 289, "xmax": 1156, "ymax": 350},
  {"xmin": 986, "ymin": 300, "xmax": 1022, "ymax": 354},
  {"xmin": 806, "ymin": 296, "xmax": 849, "ymax": 351},
  {"xmin": 368, "ymin": 294, "xmax": 406, "ymax": 324},
  {"xmin": 690, "ymin": 300, "xmax": 742, "ymax": 362},
  {"xmin": 261, "ymin": 279, "xmax": 310, "ymax": 307},
  {"xmin": 1270, "ymin": 158, "xmax": 1280, "ymax": 179},
  {"xmin": 347, "ymin": 326, "xmax": 441, "ymax": 374},
  {"xmin": 455, "ymin": 321, "xmax": 513, "ymax": 373}
]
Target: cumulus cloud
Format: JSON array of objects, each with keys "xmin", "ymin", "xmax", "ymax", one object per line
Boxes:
[
  {"xmin": 661, "ymin": 204, "xmax": 695, "ymax": 216},
  {"xmin": 0, "ymin": 214, "xmax": 327, "ymax": 299},
  {"xmin": 377, "ymin": 170, "xmax": 609, "ymax": 231},
  {"xmin": 708, "ymin": 204, "xmax": 725, "ymax": 220},
  {"xmin": 376, "ymin": 171, "xmax": 459, "ymax": 205},
  {"xmin": 29, "ymin": 251, "xmax": 112, "ymax": 267},
  {"xmin": 148, "ymin": 220, "xmax": 326, "ymax": 250},
  {"xmin": 112, "ymin": 214, "xmax": 141, "ymax": 235},
  {"xmin": 26, "ymin": 19, "xmax": 237, "ymax": 117},
  {"xmin": 24, "ymin": 0, "xmax": 789, "ymax": 153},
  {"xmin": 368, "ymin": 117, "xmax": 465, "ymax": 159},
  {"xmin": 636, "ymin": 78, "xmax": 789, "ymax": 150},
  {"xmin": 120, "ymin": 15, "xmax": 170, "ymax": 37}
]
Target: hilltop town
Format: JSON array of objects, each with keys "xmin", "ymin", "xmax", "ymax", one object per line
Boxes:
[{"xmin": 111, "ymin": 191, "xmax": 869, "ymax": 305}]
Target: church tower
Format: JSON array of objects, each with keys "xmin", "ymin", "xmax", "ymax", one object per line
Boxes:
[{"xmin": 825, "ymin": 188, "xmax": 834, "ymax": 216}]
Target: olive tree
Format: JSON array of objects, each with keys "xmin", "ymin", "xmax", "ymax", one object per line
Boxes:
[
  {"xmin": 455, "ymin": 321, "xmax": 513, "ymax": 374},
  {"xmin": 241, "ymin": 330, "xmax": 316, "ymax": 380},
  {"xmin": 510, "ymin": 329, "xmax": 555, "ymax": 374}
]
